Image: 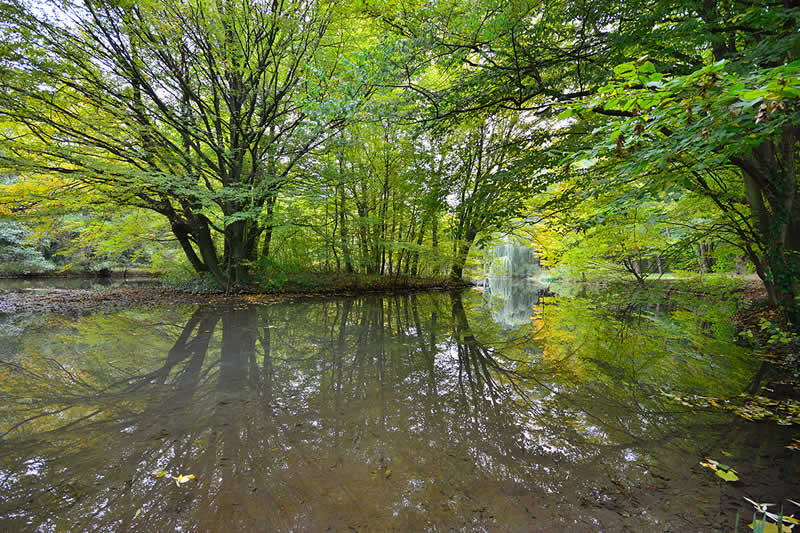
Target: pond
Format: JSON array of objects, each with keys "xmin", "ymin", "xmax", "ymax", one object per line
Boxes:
[
  {"xmin": 0, "ymin": 277, "xmax": 156, "ymax": 292},
  {"xmin": 0, "ymin": 280, "xmax": 796, "ymax": 531}
]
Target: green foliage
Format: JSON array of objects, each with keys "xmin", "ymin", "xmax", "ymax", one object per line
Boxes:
[
  {"xmin": 0, "ymin": 0, "xmax": 797, "ymax": 322},
  {"xmin": 561, "ymin": 15, "xmax": 800, "ymax": 324},
  {"xmin": 0, "ymin": 220, "xmax": 54, "ymax": 274},
  {"xmin": 0, "ymin": 0, "xmax": 383, "ymax": 289}
]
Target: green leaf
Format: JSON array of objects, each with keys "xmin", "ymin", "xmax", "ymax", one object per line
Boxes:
[
  {"xmin": 715, "ymin": 469, "xmax": 739, "ymax": 482},
  {"xmin": 741, "ymin": 90, "xmax": 767, "ymax": 100},
  {"xmin": 613, "ymin": 62, "xmax": 636, "ymax": 78},
  {"xmin": 558, "ymin": 108, "xmax": 575, "ymax": 120},
  {"xmin": 774, "ymin": 87, "xmax": 800, "ymax": 98},
  {"xmin": 638, "ymin": 61, "xmax": 656, "ymax": 74}
]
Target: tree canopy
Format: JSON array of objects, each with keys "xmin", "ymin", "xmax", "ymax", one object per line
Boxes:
[{"xmin": 1, "ymin": 0, "xmax": 798, "ymax": 326}]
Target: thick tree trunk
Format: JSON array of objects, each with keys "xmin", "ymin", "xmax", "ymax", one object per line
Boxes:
[
  {"xmin": 451, "ymin": 228, "xmax": 477, "ymax": 281},
  {"xmin": 171, "ymin": 222, "xmax": 207, "ymax": 274},
  {"xmin": 223, "ymin": 219, "xmax": 261, "ymax": 290},
  {"xmin": 734, "ymin": 127, "xmax": 800, "ymax": 328},
  {"xmin": 192, "ymin": 215, "xmax": 226, "ymax": 285}
]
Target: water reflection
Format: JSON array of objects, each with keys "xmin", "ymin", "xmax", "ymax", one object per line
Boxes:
[
  {"xmin": 0, "ymin": 289, "xmax": 795, "ymax": 531},
  {"xmin": 479, "ymin": 277, "xmax": 549, "ymax": 328},
  {"xmin": 0, "ymin": 277, "xmax": 155, "ymax": 291}
]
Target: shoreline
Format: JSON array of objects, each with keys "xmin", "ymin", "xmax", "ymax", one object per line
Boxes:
[{"xmin": 0, "ymin": 279, "xmax": 474, "ymax": 315}]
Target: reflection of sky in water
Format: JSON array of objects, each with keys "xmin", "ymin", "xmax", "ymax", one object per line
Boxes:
[{"xmin": 0, "ymin": 289, "xmax": 795, "ymax": 532}]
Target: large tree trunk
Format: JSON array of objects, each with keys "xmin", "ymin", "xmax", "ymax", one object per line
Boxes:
[
  {"xmin": 734, "ymin": 126, "xmax": 800, "ymax": 328},
  {"xmin": 450, "ymin": 228, "xmax": 477, "ymax": 281},
  {"xmin": 700, "ymin": 0, "xmax": 800, "ymax": 329},
  {"xmin": 222, "ymin": 218, "xmax": 261, "ymax": 290}
]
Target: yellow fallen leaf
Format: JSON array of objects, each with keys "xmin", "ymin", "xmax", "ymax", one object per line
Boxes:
[
  {"xmin": 173, "ymin": 474, "xmax": 196, "ymax": 486},
  {"xmin": 748, "ymin": 520, "xmax": 792, "ymax": 533}
]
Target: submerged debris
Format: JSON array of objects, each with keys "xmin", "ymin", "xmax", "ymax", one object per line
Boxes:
[{"xmin": 660, "ymin": 391, "xmax": 800, "ymax": 426}]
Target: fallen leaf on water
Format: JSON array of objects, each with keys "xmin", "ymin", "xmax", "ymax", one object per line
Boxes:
[
  {"xmin": 172, "ymin": 474, "xmax": 196, "ymax": 486},
  {"xmin": 151, "ymin": 470, "xmax": 168, "ymax": 478},
  {"xmin": 748, "ymin": 520, "xmax": 792, "ymax": 533},
  {"xmin": 700, "ymin": 457, "xmax": 739, "ymax": 481},
  {"xmin": 721, "ymin": 450, "xmax": 733, "ymax": 457},
  {"xmin": 714, "ymin": 469, "xmax": 739, "ymax": 482},
  {"xmin": 384, "ymin": 468, "xmax": 392, "ymax": 479}
]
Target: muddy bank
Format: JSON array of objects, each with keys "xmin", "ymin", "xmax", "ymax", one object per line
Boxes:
[
  {"xmin": 0, "ymin": 270, "xmax": 157, "ymax": 280},
  {"xmin": 0, "ymin": 281, "xmax": 472, "ymax": 315},
  {"xmin": 0, "ymin": 287, "xmax": 271, "ymax": 315}
]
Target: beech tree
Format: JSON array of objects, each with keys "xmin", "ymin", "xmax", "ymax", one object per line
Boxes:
[
  {"xmin": 564, "ymin": 5, "xmax": 800, "ymax": 326},
  {"xmin": 0, "ymin": 0, "xmax": 365, "ymax": 289},
  {"xmin": 443, "ymin": 112, "xmax": 546, "ymax": 280},
  {"xmin": 383, "ymin": 0, "xmax": 800, "ymax": 326}
]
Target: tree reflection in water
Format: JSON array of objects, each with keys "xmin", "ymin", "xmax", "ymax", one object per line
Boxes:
[{"xmin": 0, "ymin": 289, "xmax": 795, "ymax": 531}]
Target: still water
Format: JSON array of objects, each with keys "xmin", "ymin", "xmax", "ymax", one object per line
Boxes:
[{"xmin": 0, "ymin": 280, "xmax": 796, "ymax": 531}]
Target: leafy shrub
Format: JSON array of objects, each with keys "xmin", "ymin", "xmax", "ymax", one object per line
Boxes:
[{"xmin": 0, "ymin": 221, "xmax": 55, "ymax": 274}]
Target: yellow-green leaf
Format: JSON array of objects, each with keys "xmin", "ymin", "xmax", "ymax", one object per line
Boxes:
[
  {"xmin": 748, "ymin": 520, "xmax": 792, "ymax": 533},
  {"xmin": 173, "ymin": 473, "xmax": 196, "ymax": 486},
  {"xmin": 715, "ymin": 469, "xmax": 739, "ymax": 482}
]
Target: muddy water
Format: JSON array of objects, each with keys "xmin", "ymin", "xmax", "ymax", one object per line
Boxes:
[
  {"xmin": 0, "ymin": 277, "xmax": 156, "ymax": 291},
  {"xmin": 0, "ymin": 282, "xmax": 796, "ymax": 531}
]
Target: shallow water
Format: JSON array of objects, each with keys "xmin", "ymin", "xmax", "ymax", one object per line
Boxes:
[
  {"xmin": 0, "ymin": 280, "xmax": 796, "ymax": 531},
  {"xmin": 0, "ymin": 277, "xmax": 156, "ymax": 291}
]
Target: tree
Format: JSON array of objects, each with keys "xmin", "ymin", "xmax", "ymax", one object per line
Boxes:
[
  {"xmin": 0, "ymin": 220, "xmax": 54, "ymax": 274},
  {"xmin": 0, "ymin": 0, "xmax": 367, "ymax": 289},
  {"xmin": 439, "ymin": 112, "xmax": 546, "ymax": 280},
  {"xmin": 389, "ymin": 0, "xmax": 800, "ymax": 324},
  {"xmin": 569, "ymin": 28, "xmax": 800, "ymax": 325}
]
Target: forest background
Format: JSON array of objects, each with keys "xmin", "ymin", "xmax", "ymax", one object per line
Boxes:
[{"xmin": 0, "ymin": 0, "xmax": 797, "ymax": 329}]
